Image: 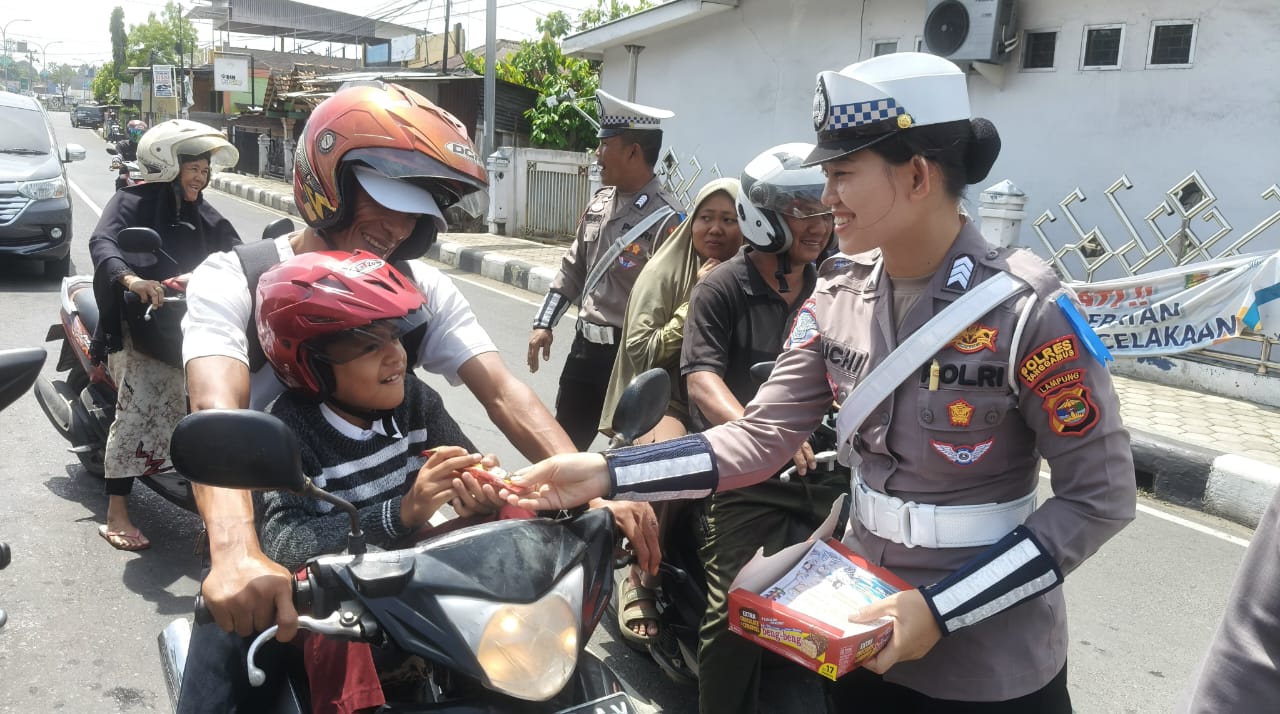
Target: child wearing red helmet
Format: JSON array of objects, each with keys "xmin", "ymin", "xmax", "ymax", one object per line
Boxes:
[{"xmin": 253, "ymin": 250, "xmax": 512, "ymax": 713}]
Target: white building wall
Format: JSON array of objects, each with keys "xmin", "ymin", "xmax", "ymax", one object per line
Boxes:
[{"xmin": 597, "ymin": 0, "xmax": 1280, "ymax": 271}]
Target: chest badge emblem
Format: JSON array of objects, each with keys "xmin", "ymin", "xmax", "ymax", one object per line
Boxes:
[
  {"xmin": 951, "ymin": 324, "xmax": 998, "ymax": 354},
  {"xmin": 930, "ymin": 438, "xmax": 994, "ymax": 466},
  {"xmin": 947, "ymin": 399, "xmax": 974, "ymax": 427}
]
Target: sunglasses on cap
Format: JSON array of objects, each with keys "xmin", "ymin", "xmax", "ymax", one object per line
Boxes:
[{"xmin": 308, "ymin": 318, "xmax": 412, "ymax": 365}]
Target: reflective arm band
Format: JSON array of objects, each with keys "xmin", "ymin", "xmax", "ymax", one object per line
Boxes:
[
  {"xmin": 533, "ymin": 290, "xmax": 571, "ymax": 330},
  {"xmin": 920, "ymin": 526, "xmax": 1063, "ymax": 636},
  {"xmin": 605, "ymin": 433, "xmax": 718, "ymax": 502}
]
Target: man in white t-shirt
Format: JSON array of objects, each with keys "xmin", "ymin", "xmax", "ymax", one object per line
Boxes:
[{"xmin": 177, "ymin": 82, "xmax": 660, "ymax": 713}]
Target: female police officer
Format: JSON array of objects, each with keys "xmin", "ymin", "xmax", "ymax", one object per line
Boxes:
[{"xmin": 509, "ymin": 52, "xmax": 1137, "ymax": 711}]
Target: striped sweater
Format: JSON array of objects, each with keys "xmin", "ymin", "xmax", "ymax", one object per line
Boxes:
[{"xmin": 258, "ymin": 374, "xmax": 476, "ymax": 571}]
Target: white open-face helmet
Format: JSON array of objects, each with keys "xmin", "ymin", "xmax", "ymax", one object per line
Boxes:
[
  {"xmin": 737, "ymin": 143, "xmax": 829, "ymax": 254},
  {"xmin": 136, "ymin": 119, "xmax": 239, "ymax": 182}
]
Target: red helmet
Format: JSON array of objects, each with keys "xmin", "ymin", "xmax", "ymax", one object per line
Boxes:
[
  {"xmin": 293, "ymin": 81, "xmax": 488, "ymax": 261},
  {"xmin": 256, "ymin": 251, "xmax": 429, "ymax": 399}
]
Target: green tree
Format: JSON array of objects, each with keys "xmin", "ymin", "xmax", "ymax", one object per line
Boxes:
[
  {"xmin": 125, "ymin": 1, "xmax": 197, "ymax": 69},
  {"xmin": 92, "ymin": 60, "xmax": 120, "ymax": 103},
  {"xmin": 110, "ymin": 7, "xmax": 128, "ymax": 80},
  {"xmin": 462, "ymin": 0, "xmax": 652, "ymax": 151},
  {"xmin": 576, "ymin": 0, "xmax": 653, "ymax": 32}
]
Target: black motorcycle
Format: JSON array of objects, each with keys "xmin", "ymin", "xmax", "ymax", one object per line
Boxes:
[
  {"xmin": 155, "ymin": 369, "xmax": 672, "ymax": 713},
  {"xmin": 0, "ymin": 347, "xmax": 49, "ymax": 629}
]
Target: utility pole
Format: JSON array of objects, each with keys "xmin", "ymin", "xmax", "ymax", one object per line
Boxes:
[
  {"xmin": 483, "ymin": 0, "xmax": 495, "ymax": 157},
  {"xmin": 441, "ymin": 0, "xmax": 451, "ymax": 71}
]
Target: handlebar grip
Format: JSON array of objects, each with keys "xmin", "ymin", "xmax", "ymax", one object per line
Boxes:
[
  {"xmin": 193, "ymin": 594, "xmax": 213, "ymax": 626},
  {"xmin": 122, "ymin": 290, "xmax": 141, "ymax": 306},
  {"xmin": 0, "ymin": 542, "xmax": 10, "ymax": 570}
]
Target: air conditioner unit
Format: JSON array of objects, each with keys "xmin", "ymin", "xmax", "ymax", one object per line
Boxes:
[{"xmin": 922, "ymin": 0, "xmax": 1017, "ymax": 64}]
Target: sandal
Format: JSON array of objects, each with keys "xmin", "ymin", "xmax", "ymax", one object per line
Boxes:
[
  {"xmin": 98, "ymin": 525, "xmax": 151, "ymax": 551},
  {"xmin": 616, "ymin": 573, "xmax": 659, "ymax": 649}
]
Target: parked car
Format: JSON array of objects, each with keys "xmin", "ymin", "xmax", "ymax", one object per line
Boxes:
[
  {"xmin": 70, "ymin": 104, "xmax": 102, "ymax": 129},
  {"xmin": 0, "ymin": 93, "xmax": 86, "ymax": 278}
]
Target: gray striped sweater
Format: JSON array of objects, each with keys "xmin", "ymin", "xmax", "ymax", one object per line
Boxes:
[{"xmin": 258, "ymin": 374, "xmax": 476, "ymax": 571}]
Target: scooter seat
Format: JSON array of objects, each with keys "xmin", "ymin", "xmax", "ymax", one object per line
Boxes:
[{"xmin": 73, "ymin": 288, "xmax": 100, "ymax": 338}]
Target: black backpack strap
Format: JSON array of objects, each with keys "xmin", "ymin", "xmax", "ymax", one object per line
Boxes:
[
  {"xmin": 392, "ymin": 259, "xmax": 428, "ymax": 360},
  {"xmin": 233, "ymin": 240, "xmax": 284, "ymax": 373}
]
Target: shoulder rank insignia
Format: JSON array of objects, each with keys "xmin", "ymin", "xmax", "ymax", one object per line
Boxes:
[
  {"xmin": 944, "ymin": 254, "xmax": 975, "ymax": 293},
  {"xmin": 635, "ymin": 194, "xmax": 649, "ymax": 209}
]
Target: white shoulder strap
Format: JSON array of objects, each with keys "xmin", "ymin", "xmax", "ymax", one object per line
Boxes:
[
  {"xmin": 581, "ymin": 205, "xmax": 676, "ymax": 302},
  {"xmin": 835, "ymin": 271, "xmax": 1030, "ymax": 466}
]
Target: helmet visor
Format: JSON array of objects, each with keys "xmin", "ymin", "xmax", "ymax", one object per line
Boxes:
[
  {"xmin": 749, "ymin": 180, "xmax": 828, "ymax": 219},
  {"xmin": 309, "ymin": 310, "xmax": 428, "ymax": 365}
]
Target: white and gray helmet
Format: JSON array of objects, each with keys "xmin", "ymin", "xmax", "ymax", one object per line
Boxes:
[
  {"xmin": 136, "ymin": 119, "xmax": 239, "ymax": 182},
  {"xmin": 737, "ymin": 142, "xmax": 828, "ymax": 254}
]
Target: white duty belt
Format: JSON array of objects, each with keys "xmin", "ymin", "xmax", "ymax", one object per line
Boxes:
[
  {"xmin": 578, "ymin": 321, "xmax": 618, "ymax": 345},
  {"xmin": 852, "ymin": 474, "xmax": 1037, "ymax": 549}
]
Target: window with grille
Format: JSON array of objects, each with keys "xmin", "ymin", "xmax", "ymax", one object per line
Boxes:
[
  {"xmin": 1022, "ymin": 31, "xmax": 1057, "ymax": 70},
  {"xmin": 1082, "ymin": 25, "xmax": 1124, "ymax": 69},
  {"xmin": 873, "ymin": 40, "xmax": 899, "ymax": 57},
  {"xmin": 1148, "ymin": 21, "xmax": 1196, "ymax": 67}
]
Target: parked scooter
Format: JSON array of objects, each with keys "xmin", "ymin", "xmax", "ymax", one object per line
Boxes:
[
  {"xmin": 0, "ymin": 347, "xmax": 49, "ymax": 629},
  {"xmin": 106, "ymin": 146, "xmax": 144, "ymax": 191},
  {"xmin": 154, "ymin": 369, "xmax": 670, "ymax": 713},
  {"xmin": 613, "ymin": 361, "xmax": 846, "ymax": 701}
]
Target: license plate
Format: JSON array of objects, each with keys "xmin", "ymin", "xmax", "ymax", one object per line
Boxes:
[{"xmin": 554, "ymin": 691, "xmax": 636, "ymax": 714}]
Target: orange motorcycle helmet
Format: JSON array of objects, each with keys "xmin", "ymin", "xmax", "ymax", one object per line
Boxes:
[{"xmin": 293, "ymin": 81, "xmax": 488, "ymax": 261}]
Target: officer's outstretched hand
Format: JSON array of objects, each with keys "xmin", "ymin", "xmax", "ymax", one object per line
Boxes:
[
  {"xmin": 848, "ymin": 588, "xmax": 942, "ymax": 674},
  {"xmin": 507, "ymin": 453, "xmax": 611, "ymax": 511},
  {"xmin": 527, "ymin": 328, "xmax": 554, "ymax": 373}
]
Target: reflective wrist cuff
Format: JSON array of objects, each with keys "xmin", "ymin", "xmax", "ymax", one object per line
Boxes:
[
  {"xmin": 533, "ymin": 290, "xmax": 571, "ymax": 330},
  {"xmin": 605, "ymin": 433, "xmax": 718, "ymax": 502},
  {"xmin": 920, "ymin": 525, "xmax": 1063, "ymax": 636}
]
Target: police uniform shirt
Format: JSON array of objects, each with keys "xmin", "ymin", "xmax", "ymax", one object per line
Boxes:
[
  {"xmin": 695, "ymin": 223, "xmax": 1136, "ymax": 701},
  {"xmin": 680, "ymin": 248, "xmax": 817, "ymax": 433},
  {"xmin": 546, "ymin": 175, "xmax": 683, "ymax": 329}
]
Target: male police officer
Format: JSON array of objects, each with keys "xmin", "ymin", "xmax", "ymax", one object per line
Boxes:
[{"xmin": 527, "ymin": 89, "xmax": 684, "ymax": 450}]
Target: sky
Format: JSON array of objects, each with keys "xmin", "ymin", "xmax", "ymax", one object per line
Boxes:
[{"xmin": 5, "ymin": 0, "xmax": 606, "ymax": 68}]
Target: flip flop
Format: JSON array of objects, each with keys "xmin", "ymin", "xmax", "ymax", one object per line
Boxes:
[
  {"xmin": 98, "ymin": 525, "xmax": 151, "ymax": 551},
  {"xmin": 616, "ymin": 574, "xmax": 659, "ymax": 650}
]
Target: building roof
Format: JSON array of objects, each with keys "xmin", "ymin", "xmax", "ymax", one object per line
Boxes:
[
  {"xmin": 187, "ymin": 0, "xmax": 422, "ymax": 45},
  {"xmin": 562, "ymin": 0, "xmax": 739, "ymax": 60}
]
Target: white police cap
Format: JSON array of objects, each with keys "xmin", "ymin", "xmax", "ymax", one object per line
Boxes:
[
  {"xmin": 805, "ymin": 52, "xmax": 970, "ymax": 166},
  {"xmin": 596, "ymin": 89, "xmax": 674, "ymax": 139}
]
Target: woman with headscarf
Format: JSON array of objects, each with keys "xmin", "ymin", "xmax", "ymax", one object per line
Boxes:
[{"xmin": 599, "ymin": 177, "xmax": 743, "ymax": 646}]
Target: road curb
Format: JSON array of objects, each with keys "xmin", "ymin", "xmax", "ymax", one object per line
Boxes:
[
  {"xmin": 425, "ymin": 240, "xmax": 556, "ymax": 295},
  {"xmin": 1132, "ymin": 428, "xmax": 1280, "ymax": 529}
]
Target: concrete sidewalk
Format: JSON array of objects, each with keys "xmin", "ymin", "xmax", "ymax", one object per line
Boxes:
[{"xmin": 211, "ymin": 171, "xmax": 1280, "ymax": 530}]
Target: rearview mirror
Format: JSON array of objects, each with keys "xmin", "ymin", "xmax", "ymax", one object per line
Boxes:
[
  {"xmin": 749, "ymin": 361, "xmax": 775, "ymax": 385},
  {"xmin": 170, "ymin": 410, "xmax": 306, "ymax": 492},
  {"xmin": 261, "ymin": 217, "xmax": 295, "ymax": 241},
  {"xmin": 116, "ymin": 227, "xmax": 163, "ymax": 253},
  {"xmin": 0, "ymin": 348, "xmax": 46, "ymax": 414},
  {"xmin": 611, "ymin": 368, "xmax": 670, "ymax": 445},
  {"xmin": 63, "ymin": 144, "xmax": 86, "ymax": 163}
]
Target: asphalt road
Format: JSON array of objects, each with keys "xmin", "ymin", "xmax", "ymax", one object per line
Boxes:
[{"xmin": 0, "ymin": 111, "xmax": 1258, "ymax": 713}]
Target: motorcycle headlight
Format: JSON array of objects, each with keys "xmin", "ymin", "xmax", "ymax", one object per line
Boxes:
[
  {"xmin": 19, "ymin": 177, "xmax": 67, "ymax": 201},
  {"xmin": 436, "ymin": 566, "xmax": 583, "ymax": 701}
]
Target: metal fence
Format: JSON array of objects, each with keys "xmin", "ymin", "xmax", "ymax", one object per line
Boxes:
[
  {"xmin": 1033, "ymin": 171, "xmax": 1280, "ymax": 376},
  {"xmin": 656, "ymin": 146, "xmax": 723, "ymax": 208},
  {"xmin": 523, "ymin": 158, "xmax": 591, "ymax": 239}
]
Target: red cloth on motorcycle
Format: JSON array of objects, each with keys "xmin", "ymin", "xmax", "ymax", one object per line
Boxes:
[{"xmin": 300, "ymin": 635, "xmax": 385, "ymax": 714}]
